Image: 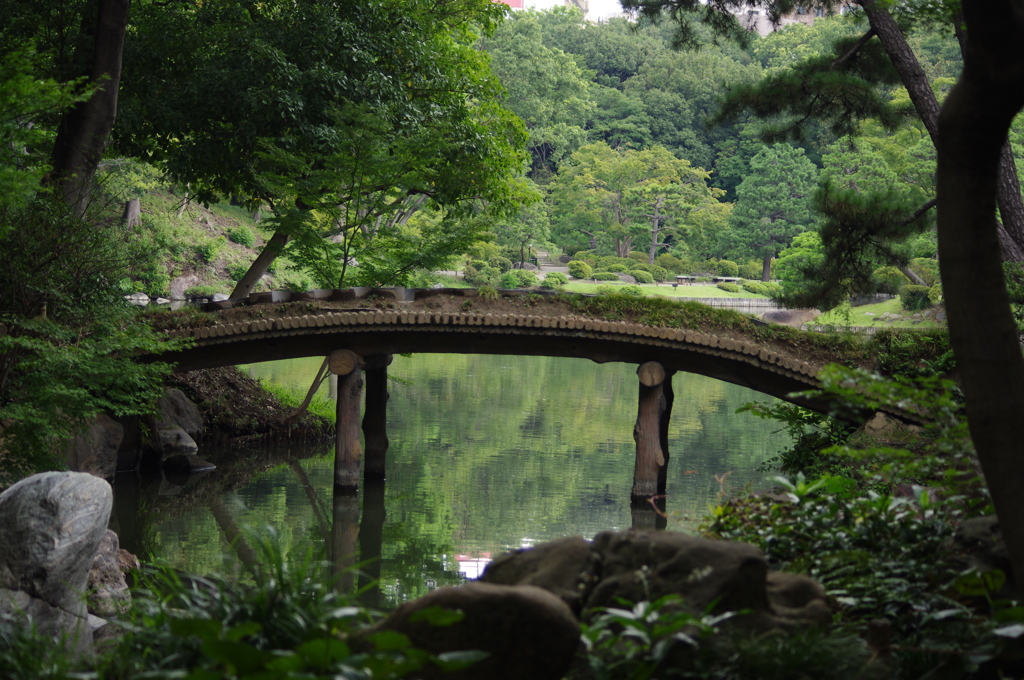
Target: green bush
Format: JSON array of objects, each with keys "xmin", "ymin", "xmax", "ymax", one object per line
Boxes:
[
  {"xmin": 654, "ymin": 253, "xmax": 686, "ymax": 274},
  {"xmin": 626, "ymin": 251, "xmax": 648, "ymax": 261},
  {"xmin": 541, "ymin": 272, "xmax": 568, "ymax": 287},
  {"xmin": 630, "ymin": 269, "xmax": 654, "ymax": 284},
  {"xmin": 742, "ymin": 281, "xmax": 768, "ymax": 295},
  {"xmin": 592, "ymin": 272, "xmax": 621, "ymax": 281},
  {"xmin": 620, "ymin": 284, "xmax": 644, "ymax": 297},
  {"xmin": 762, "ymin": 282, "xmax": 783, "ymax": 297},
  {"xmin": 500, "ymin": 269, "xmax": 538, "ymax": 288},
  {"xmin": 184, "ymin": 284, "xmax": 221, "ymax": 298},
  {"xmin": 873, "ymin": 266, "xmax": 911, "ymax": 295},
  {"xmin": 629, "ymin": 262, "xmax": 653, "ymax": 273},
  {"xmin": 195, "ymin": 238, "xmax": 225, "ymax": 264},
  {"xmin": 899, "ymin": 284, "xmax": 932, "ymax": 311},
  {"xmin": 649, "ymin": 265, "xmax": 669, "ymax": 282},
  {"xmin": 601, "ymin": 261, "xmax": 629, "ymax": 273},
  {"xmin": 717, "ymin": 282, "xmax": 741, "ymax": 293},
  {"xmin": 738, "ymin": 261, "xmax": 762, "ymax": 280},
  {"xmin": 597, "ymin": 256, "xmax": 629, "ymax": 269},
  {"xmin": 567, "ymin": 260, "xmax": 593, "ymax": 279},
  {"xmin": 716, "ymin": 260, "xmax": 739, "ymax": 277},
  {"xmin": 226, "ymin": 226, "xmax": 256, "ymax": 248},
  {"xmin": 469, "ymin": 259, "xmax": 488, "ymax": 271},
  {"xmin": 489, "ymin": 256, "xmax": 513, "ymax": 273},
  {"xmin": 227, "ymin": 262, "xmax": 249, "ymax": 282},
  {"xmin": 595, "ymin": 284, "xmax": 616, "ymax": 295}
]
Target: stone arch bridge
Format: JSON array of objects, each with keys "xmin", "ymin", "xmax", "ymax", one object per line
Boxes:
[{"xmin": 147, "ymin": 287, "xmax": 897, "ymax": 503}]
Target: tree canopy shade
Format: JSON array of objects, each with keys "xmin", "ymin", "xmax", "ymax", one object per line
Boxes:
[{"xmin": 116, "ymin": 0, "xmax": 528, "ymax": 294}]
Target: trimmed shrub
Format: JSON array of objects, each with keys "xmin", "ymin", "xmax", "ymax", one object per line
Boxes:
[
  {"xmin": 489, "ymin": 256, "xmax": 513, "ymax": 273},
  {"xmin": 499, "ymin": 269, "xmax": 538, "ymax": 288},
  {"xmin": 567, "ymin": 260, "xmax": 593, "ymax": 279},
  {"xmin": 601, "ymin": 262, "xmax": 629, "ymax": 273},
  {"xmin": 592, "ymin": 272, "xmax": 621, "ymax": 281},
  {"xmin": 649, "ymin": 265, "xmax": 669, "ymax": 282},
  {"xmin": 742, "ymin": 281, "xmax": 769, "ymax": 295},
  {"xmin": 626, "ymin": 251, "xmax": 648, "ymax": 262},
  {"xmin": 499, "ymin": 271, "xmax": 521, "ymax": 288},
  {"xmin": 595, "ymin": 284, "xmax": 616, "ymax": 295},
  {"xmin": 717, "ymin": 260, "xmax": 739, "ymax": 277},
  {"xmin": 629, "ymin": 270, "xmax": 655, "ymax": 284},
  {"xmin": 899, "ymin": 284, "xmax": 932, "ymax": 311},
  {"xmin": 226, "ymin": 226, "xmax": 256, "ymax": 248},
  {"xmin": 541, "ymin": 272, "xmax": 568, "ymax": 288},
  {"xmin": 873, "ymin": 266, "xmax": 911, "ymax": 295},
  {"xmin": 469, "ymin": 259, "xmax": 488, "ymax": 271},
  {"xmin": 763, "ymin": 282, "xmax": 783, "ymax": 297},
  {"xmin": 717, "ymin": 282, "xmax": 741, "ymax": 293}
]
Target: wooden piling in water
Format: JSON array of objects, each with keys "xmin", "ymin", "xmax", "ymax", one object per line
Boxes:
[
  {"xmin": 362, "ymin": 354, "xmax": 392, "ymax": 481},
  {"xmin": 632, "ymin": 361, "xmax": 669, "ymax": 501},
  {"xmin": 331, "ymin": 349, "xmax": 364, "ymax": 491}
]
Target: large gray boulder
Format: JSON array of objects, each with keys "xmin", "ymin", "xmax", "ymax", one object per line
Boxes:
[
  {"xmin": 0, "ymin": 472, "xmax": 113, "ymax": 650},
  {"xmin": 155, "ymin": 388, "xmax": 204, "ymax": 437},
  {"xmin": 481, "ymin": 529, "xmax": 830, "ymax": 631},
  {"xmin": 375, "ymin": 582, "xmax": 579, "ymax": 680}
]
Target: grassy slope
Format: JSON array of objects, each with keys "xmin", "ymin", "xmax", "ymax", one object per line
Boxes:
[{"xmin": 816, "ymin": 299, "xmax": 944, "ymax": 329}]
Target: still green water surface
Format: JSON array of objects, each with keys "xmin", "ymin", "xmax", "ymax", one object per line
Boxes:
[{"xmin": 146, "ymin": 354, "xmax": 791, "ymax": 606}]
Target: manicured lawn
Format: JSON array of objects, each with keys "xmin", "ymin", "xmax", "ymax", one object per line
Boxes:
[
  {"xmin": 561, "ymin": 281, "xmax": 766, "ymax": 299},
  {"xmin": 815, "ymin": 298, "xmax": 944, "ymax": 329}
]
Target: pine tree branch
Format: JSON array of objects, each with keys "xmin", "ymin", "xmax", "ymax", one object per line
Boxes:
[
  {"xmin": 831, "ymin": 28, "xmax": 876, "ymax": 70},
  {"xmin": 901, "ymin": 198, "xmax": 937, "ymax": 227}
]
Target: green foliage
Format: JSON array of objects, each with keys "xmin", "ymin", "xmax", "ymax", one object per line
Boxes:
[
  {"xmin": 592, "ymin": 272, "xmax": 621, "ymax": 281},
  {"xmin": 898, "ymin": 284, "xmax": 932, "ymax": 311},
  {"xmin": 542, "ymin": 272, "xmax": 569, "ymax": 288},
  {"xmin": 649, "ymin": 265, "xmax": 669, "ymax": 282},
  {"xmin": 655, "ymin": 253, "xmax": 686, "ymax": 274},
  {"xmin": 626, "ymin": 251, "xmax": 648, "ymax": 262},
  {"xmin": 227, "ymin": 262, "xmax": 250, "ymax": 282},
  {"xmin": 500, "ymin": 269, "xmax": 539, "ymax": 288},
  {"xmin": 620, "ymin": 285, "xmax": 644, "ymax": 297},
  {"xmin": 630, "ymin": 270, "xmax": 655, "ymax": 284},
  {"xmin": 601, "ymin": 262, "xmax": 630, "ymax": 273},
  {"xmin": 185, "ymin": 285, "xmax": 222, "ymax": 299},
  {"xmin": 741, "ymin": 281, "xmax": 768, "ymax": 295},
  {"xmin": 910, "ymin": 257, "xmax": 940, "ymax": 286},
  {"xmin": 195, "ymin": 238, "xmax": 225, "ymax": 264},
  {"xmin": 577, "ymin": 595, "xmax": 730, "ymax": 680},
  {"xmin": 567, "ymin": 260, "xmax": 594, "ymax": 279},
  {"xmin": 737, "ymin": 261, "xmax": 762, "ymax": 280},
  {"xmin": 595, "ymin": 284, "xmax": 617, "ymax": 296},
  {"xmin": 716, "ymin": 282, "xmax": 740, "ymax": 292},
  {"xmin": 99, "ymin": 529, "xmax": 486, "ymax": 679},
  {"xmin": 227, "ymin": 226, "xmax": 257, "ymax": 248},
  {"xmin": 489, "ymin": 256, "xmax": 513, "ymax": 273},
  {"xmin": 739, "ymin": 401, "xmax": 852, "ymax": 478},
  {"xmin": 0, "ymin": 198, "xmax": 177, "ymax": 479},
  {"xmin": 716, "ymin": 260, "xmax": 739, "ymax": 277},
  {"xmin": 873, "ymin": 265, "xmax": 912, "ymax": 295}
]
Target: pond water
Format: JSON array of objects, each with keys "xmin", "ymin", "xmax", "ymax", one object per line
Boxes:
[{"xmin": 120, "ymin": 354, "xmax": 792, "ymax": 608}]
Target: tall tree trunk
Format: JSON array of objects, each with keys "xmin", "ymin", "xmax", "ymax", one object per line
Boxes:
[
  {"xmin": 761, "ymin": 255, "xmax": 772, "ymax": 282},
  {"xmin": 861, "ymin": 0, "xmax": 1024, "ymax": 260},
  {"xmin": 230, "ymin": 230, "xmax": 290, "ymax": 299},
  {"xmin": 48, "ymin": 0, "xmax": 130, "ymax": 216},
  {"xmin": 936, "ymin": 0, "xmax": 1024, "ymax": 588}
]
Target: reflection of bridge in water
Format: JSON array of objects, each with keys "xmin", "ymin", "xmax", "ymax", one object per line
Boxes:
[{"xmin": 147, "ymin": 287, "xmax": 870, "ymax": 505}]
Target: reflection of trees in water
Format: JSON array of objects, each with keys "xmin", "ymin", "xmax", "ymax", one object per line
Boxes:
[{"xmin": 141, "ymin": 353, "xmax": 792, "ymax": 599}]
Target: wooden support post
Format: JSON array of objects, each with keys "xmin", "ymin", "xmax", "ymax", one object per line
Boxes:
[
  {"xmin": 357, "ymin": 479, "xmax": 387, "ymax": 609},
  {"xmin": 632, "ymin": 361, "xmax": 667, "ymax": 502},
  {"xmin": 362, "ymin": 354, "xmax": 393, "ymax": 481},
  {"xmin": 657, "ymin": 369, "xmax": 676, "ymax": 497},
  {"xmin": 331, "ymin": 487, "xmax": 360, "ymax": 595},
  {"xmin": 331, "ymin": 349, "xmax": 364, "ymax": 491}
]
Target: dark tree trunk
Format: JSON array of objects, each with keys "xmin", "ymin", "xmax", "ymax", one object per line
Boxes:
[
  {"xmin": 48, "ymin": 0, "xmax": 130, "ymax": 215},
  {"xmin": 121, "ymin": 198, "xmax": 140, "ymax": 227},
  {"xmin": 861, "ymin": 0, "xmax": 1024, "ymax": 260},
  {"xmin": 761, "ymin": 255, "xmax": 772, "ymax": 282},
  {"xmin": 230, "ymin": 230, "xmax": 290, "ymax": 299},
  {"xmin": 936, "ymin": 0, "xmax": 1024, "ymax": 588}
]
